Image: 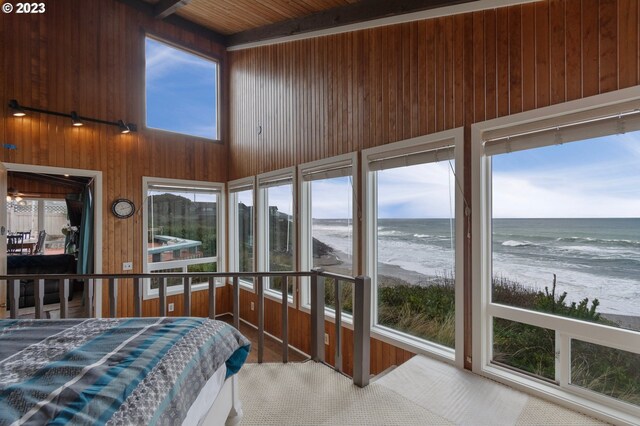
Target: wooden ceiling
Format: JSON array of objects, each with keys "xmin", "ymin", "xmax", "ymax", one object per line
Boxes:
[
  {"xmin": 130, "ymin": 0, "xmax": 480, "ymax": 46},
  {"xmin": 141, "ymin": 0, "xmax": 360, "ymax": 35}
]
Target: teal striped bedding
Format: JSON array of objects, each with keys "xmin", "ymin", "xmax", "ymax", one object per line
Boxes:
[{"xmin": 0, "ymin": 317, "xmax": 250, "ymax": 425}]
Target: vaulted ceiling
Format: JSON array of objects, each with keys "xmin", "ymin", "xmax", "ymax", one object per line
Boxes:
[{"xmin": 123, "ymin": 0, "xmax": 479, "ymax": 47}]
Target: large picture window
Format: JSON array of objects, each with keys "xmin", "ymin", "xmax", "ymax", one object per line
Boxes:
[
  {"xmin": 143, "ymin": 178, "xmax": 224, "ymax": 296},
  {"xmin": 145, "ymin": 36, "xmax": 220, "ymax": 140},
  {"xmin": 473, "ymin": 90, "xmax": 640, "ymax": 420},
  {"xmin": 258, "ymin": 169, "xmax": 295, "ymax": 299},
  {"xmin": 364, "ymin": 130, "xmax": 463, "ymax": 362},
  {"xmin": 229, "ymin": 178, "xmax": 255, "ymax": 289},
  {"xmin": 299, "ymin": 154, "xmax": 357, "ymax": 314}
]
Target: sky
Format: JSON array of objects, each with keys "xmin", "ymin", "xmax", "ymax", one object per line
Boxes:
[
  {"xmin": 299, "ymin": 131, "xmax": 640, "ymax": 219},
  {"xmin": 492, "ymin": 133, "xmax": 640, "ymax": 218},
  {"xmin": 145, "ymin": 38, "xmax": 218, "ymax": 140}
]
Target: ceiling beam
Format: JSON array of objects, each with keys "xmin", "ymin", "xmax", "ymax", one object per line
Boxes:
[
  {"xmin": 114, "ymin": 0, "xmax": 227, "ymax": 46},
  {"xmin": 154, "ymin": 0, "xmax": 193, "ymax": 19},
  {"xmin": 227, "ymin": 0, "xmax": 479, "ymax": 47}
]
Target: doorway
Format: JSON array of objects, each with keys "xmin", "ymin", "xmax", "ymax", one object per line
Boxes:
[{"xmin": 2, "ymin": 163, "xmax": 103, "ymax": 317}]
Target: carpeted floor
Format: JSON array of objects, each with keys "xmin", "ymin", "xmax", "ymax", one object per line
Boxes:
[{"xmin": 237, "ymin": 356, "xmax": 607, "ymax": 425}]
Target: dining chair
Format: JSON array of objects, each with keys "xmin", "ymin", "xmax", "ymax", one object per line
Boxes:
[{"xmin": 7, "ymin": 234, "xmax": 24, "ymax": 255}]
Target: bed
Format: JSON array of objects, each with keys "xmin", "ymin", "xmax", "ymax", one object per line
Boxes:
[{"xmin": 0, "ymin": 317, "xmax": 251, "ymax": 425}]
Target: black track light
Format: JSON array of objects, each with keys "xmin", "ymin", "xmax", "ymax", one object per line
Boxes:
[
  {"xmin": 117, "ymin": 120, "xmax": 131, "ymax": 134},
  {"xmin": 71, "ymin": 111, "xmax": 83, "ymax": 127},
  {"xmin": 7, "ymin": 99, "xmax": 136, "ymax": 133},
  {"xmin": 8, "ymin": 99, "xmax": 26, "ymax": 117}
]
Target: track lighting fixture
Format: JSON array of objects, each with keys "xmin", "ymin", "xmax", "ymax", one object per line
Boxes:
[
  {"xmin": 117, "ymin": 120, "xmax": 131, "ymax": 134},
  {"xmin": 71, "ymin": 111, "xmax": 83, "ymax": 127},
  {"xmin": 8, "ymin": 99, "xmax": 26, "ymax": 117},
  {"xmin": 7, "ymin": 99, "xmax": 136, "ymax": 133}
]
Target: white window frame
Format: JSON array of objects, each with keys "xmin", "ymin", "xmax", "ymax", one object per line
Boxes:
[
  {"xmin": 298, "ymin": 153, "xmax": 358, "ymax": 320},
  {"xmin": 142, "ymin": 176, "xmax": 226, "ymax": 300},
  {"xmin": 471, "ymin": 86, "xmax": 640, "ymax": 425},
  {"xmin": 144, "ymin": 35, "xmax": 222, "ymax": 142},
  {"xmin": 257, "ymin": 167, "xmax": 297, "ymax": 306},
  {"xmin": 362, "ymin": 128, "xmax": 465, "ymax": 368},
  {"xmin": 228, "ymin": 176, "xmax": 256, "ymax": 292}
]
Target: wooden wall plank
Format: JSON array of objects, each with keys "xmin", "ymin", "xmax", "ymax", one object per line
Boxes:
[{"xmin": 618, "ymin": 0, "xmax": 638, "ymax": 88}]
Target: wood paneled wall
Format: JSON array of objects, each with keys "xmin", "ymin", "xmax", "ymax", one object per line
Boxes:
[
  {"xmin": 229, "ymin": 0, "xmax": 638, "ymax": 178},
  {"xmin": 229, "ymin": 0, "xmax": 640, "ymax": 373},
  {"xmin": 0, "ymin": 0, "xmax": 228, "ymax": 317}
]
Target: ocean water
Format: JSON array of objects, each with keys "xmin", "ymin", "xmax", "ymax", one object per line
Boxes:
[{"xmin": 313, "ymin": 218, "xmax": 640, "ymax": 316}]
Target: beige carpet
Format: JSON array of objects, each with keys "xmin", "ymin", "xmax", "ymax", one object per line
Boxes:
[{"xmin": 237, "ymin": 357, "xmax": 607, "ymax": 425}]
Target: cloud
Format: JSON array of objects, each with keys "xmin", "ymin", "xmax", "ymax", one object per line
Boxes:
[
  {"xmin": 145, "ymin": 38, "xmax": 217, "ymax": 85},
  {"xmin": 377, "ymin": 161, "xmax": 457, "ymax": 218},
  {"xmin": 492, "ymin": 135, "xmax": 640, "ymax": 218},
  {"xmin": 310, "ymin": 178, "xmax": 353, "ymax": 219}
]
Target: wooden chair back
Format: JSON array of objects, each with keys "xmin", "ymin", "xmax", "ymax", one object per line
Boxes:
[{"xmin": 7, "ymin": 234, "xmax": 24, "ymax": 254}]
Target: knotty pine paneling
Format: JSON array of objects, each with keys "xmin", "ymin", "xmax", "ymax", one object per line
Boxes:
[
  {"xmin": 0, "ymin": 0, "xmax": 228, "ymax": 318},
  {"xmin": 229, "ymin": 0, "xmax": 639, "ymax": 373}
]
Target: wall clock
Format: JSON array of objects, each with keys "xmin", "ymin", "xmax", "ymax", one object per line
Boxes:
[{"xmin": 111, "ymin": 198, "xmax": 135, "ymax": 219}]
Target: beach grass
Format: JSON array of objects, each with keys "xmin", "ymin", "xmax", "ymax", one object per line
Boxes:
[{"xmin": 376, "ymin": 273, "xmax": 639, "ymax": 406}]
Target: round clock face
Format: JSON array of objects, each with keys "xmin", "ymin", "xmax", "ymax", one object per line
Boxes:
[{"xmin": 112, "ymin": 199, "xmax": 135, "ymax": 219}]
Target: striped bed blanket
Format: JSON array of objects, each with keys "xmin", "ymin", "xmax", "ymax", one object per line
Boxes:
[{"xmin": 0, "ymin": 317, "xmax": 250, "ymax": 425}]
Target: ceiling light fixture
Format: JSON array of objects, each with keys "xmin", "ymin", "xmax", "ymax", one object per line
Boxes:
[{"xmin": 7, "ymin": 99, "xmax": 136, "ymax": 133}]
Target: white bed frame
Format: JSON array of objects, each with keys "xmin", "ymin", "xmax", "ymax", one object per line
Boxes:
[{"xmin": 201, "ymin": 375, "xmax": 243, "ymax": 426}]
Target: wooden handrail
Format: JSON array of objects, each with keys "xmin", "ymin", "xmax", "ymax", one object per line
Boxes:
[{"xmin": 0, "ymin": 269, "xmax": 371, "ymax": 387}]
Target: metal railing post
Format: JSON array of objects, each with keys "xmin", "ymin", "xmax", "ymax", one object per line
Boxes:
[
  {"xmin": 35, "ymin": 279, "xmax": 44, "ymax": 319},
  {"xmin": 60, "ymin": 279, "xmax": 69, "ymax": 319},
  {"xmin": 159, "ymin": 277, "xmax": 167, "ymax": 316},
  {"xmin": 109, "ymin": 278, "xmax": 118, "ymax": 318},
  {"xmin": 133, "ymin": 278, "xmax": 142, "ymax": 318},
  {"xmin": 353, "ymin": 275, "xmax": 371, "ymax": 387},
  {"xmin": 233, "ymin": 276, "xmax": 240, "ymax": 329},
  {"xmin": 10, "ymin": 279, "xmax": 19, "ymax": 319},
  {"xmin": 310, "ymin": 268, "xmax": 325, "ymax": 362},
  {"xmin": 84, "ymin": 279, "xmax": 94, "ymax": 318},
  {"xmin": 282, "ymin": 275, "xmax": 288, "ymax": 363},
  {"xmin": 208, "ymin": 277, "xmax": 216, "ymax": 320},
  {"xmin": 334, "ymin": 277, "xmax": 342, "ymax": 373},
  {"xmin": 183, "ymin": 277, "xmax": 191, "ymax": 316},
  {"xmin": 257, "ymin": 276, "xmax": 265, "ymax": 363}
]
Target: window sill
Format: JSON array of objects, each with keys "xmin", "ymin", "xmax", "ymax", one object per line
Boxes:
[
  {"xmin": 479, "ymin": 363, "xmax": 640, "ymax": 425},
  {"xmin": 371, "ymin": 324, "xmax": 455, "ymax": 365}
]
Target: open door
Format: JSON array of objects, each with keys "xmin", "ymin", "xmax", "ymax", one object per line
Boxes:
[{"xmin": 0, "ymin": 163, "xmax": 7, "ymax": 318}]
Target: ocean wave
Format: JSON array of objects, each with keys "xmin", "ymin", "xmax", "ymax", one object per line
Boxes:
[
  {"xmin": 413, "ymin": 234, "xmax": 431, "ymax": 238},
  {"xmin": 502, "ymin": 240, "xmax": 535, "ymax": 247},
  {"xmin": 555, "ymin": 236, "xmax": 640, "ymax": 248}
]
